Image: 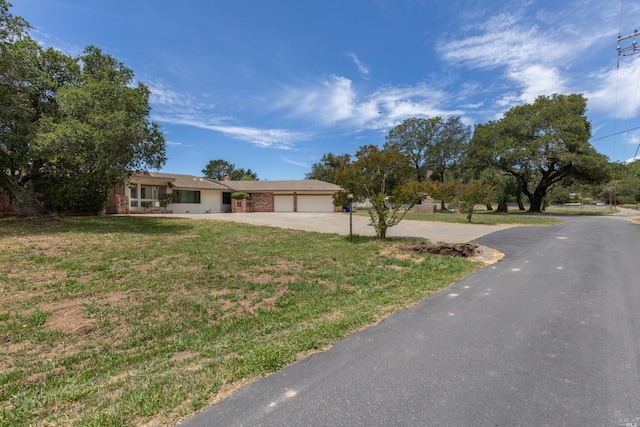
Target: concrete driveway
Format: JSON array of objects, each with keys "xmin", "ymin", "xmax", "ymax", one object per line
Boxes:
[{"xmin": 149, "ymin": 212, "xmax": 515, "ymax": 243}]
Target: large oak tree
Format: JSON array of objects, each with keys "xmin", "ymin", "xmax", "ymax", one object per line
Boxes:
[
  {"xmin": 1, "ymin": 1, "xmax": 166, "ymax": 215},
  {"xmin": 469, "ymin": 94, "xmax": 610, "ymax": 212}
]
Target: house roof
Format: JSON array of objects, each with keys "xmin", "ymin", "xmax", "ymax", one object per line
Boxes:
[
  {"xmin": 217, "ymin": 179, "xmax": 341, "ymax": 193},
  {"xmin": 132, "ymin": 172, "xmax": 229, "ymax": 190},
  {"xmin": 131, "ymin": 173, "xmax": 341, "ymax": 193}
]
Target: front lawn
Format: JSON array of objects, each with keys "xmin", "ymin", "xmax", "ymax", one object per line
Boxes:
[{"xmin": 0, "ymin": 216, "xmax": 482, "ymax": 426}]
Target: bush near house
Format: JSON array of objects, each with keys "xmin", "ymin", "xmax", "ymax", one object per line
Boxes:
[{"xmin": 230, "ymin": 192, "xmax": 251, "ymax": 199}]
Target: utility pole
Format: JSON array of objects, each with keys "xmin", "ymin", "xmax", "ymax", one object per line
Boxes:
[
  {"xmin": 617, "ymin": 29, "xmax": 640, "ymax": 162},
  {"xmin": 617, "ymin": 29, "xmax": 640, "ymax": 64}
]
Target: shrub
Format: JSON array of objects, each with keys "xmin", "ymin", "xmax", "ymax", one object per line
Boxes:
[{"xmin": 231, "ymin": 192, "xmax": 251, "ymax": 200}]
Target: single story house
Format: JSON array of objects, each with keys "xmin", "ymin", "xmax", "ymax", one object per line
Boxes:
[{"xmin": 108, "ymin": 172, "xmax": 342, "ymax": 214}]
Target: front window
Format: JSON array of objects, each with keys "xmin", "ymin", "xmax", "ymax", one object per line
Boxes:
[
  {"xmin": 174, "ymin": 190, "xmax": 201, "ymax": 203},
  {"xmin": 129, "ymin": 184, "xmax": 166, "ymax": 209},
  {"xmin": 129, "ymin": 183, "xmax": 138, "ymax": 199},
  {"xmin": 222, "ymin": 192, "xmax": 231, "ymax": 205},
  {"xmin": 140, "ymin": 185, "xmax": 166, "ymax": 200}
]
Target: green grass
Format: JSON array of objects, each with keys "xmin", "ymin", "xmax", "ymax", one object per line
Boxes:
[
  {"xmin": 355, "ymin": 209, "xmax": 563, "ymax": 225},
  {"xmin": 355, "ymin": 205, "xmax": 619, "ymax": 225},
  {"xmin": 0, "ymin": 216, "xmax": 483, "ymax": 426}
]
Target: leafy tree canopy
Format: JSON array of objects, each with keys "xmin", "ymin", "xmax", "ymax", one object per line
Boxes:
[
  {"xmin": 0, "ymin": 1, "xmax": 166, "ymax": 215},
  {"xmin": 384, "ymin": 116, "xmax": 470, "ymax": 184},
  {"xmin": 202, "ymin": 159, "xmax": 259, "ymax": 181},
  {"xmin": 334, "ymin": 145, "xmax": 425, "ymax": 239},
  {"xmin": 305, "ymin": 152, "xmax": 351, "ymax": 183},
  {"xmin": 469, "ymin": 93, "xmax": 610, "ymax": 212}
]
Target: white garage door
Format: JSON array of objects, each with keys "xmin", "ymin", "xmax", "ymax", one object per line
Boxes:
[
  {"xmin": 297, "ymin": 195, "xmax": 334, "ymax": 212},
  {"xmin": 274, "ymin": 195, "xmax": 294, "ymax": 212}
]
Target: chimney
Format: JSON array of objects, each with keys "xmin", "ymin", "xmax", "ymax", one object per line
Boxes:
[{"xmin": 223, "ymin": 175, "xmax": 231, "ymax": 181}]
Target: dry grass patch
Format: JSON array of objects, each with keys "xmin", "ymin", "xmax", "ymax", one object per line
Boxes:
[{"xmin": 0, "ymin": 216, "xmax": 484, "ymax": 426}]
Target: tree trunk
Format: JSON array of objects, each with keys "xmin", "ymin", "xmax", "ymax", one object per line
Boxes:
[
  {"xmin": 4, "ymin": 182, "xmax": 47, "ymax": 216},
  {"xmin": 485, "ymin": 203, "xmax": 493, "ymax": 211},
  {"xmin": 528, "ymin": 193, "xmax": 544, "ymax": 212},
  {"xmin": 516, "ymin": 190, "xmax": 525, "ymax": 210},
  {"xmin": 8, "ymin": 186, "xmax": 47, "ymax": 216},
  {"xmin": 496, "ymin": 199, "xmax": 509, "ymax": 212}
]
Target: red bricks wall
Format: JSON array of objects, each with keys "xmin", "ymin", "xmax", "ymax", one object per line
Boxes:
[
  {"xmin": 251, "ymin": 193, "xmax": 274, "ymax": 212},
  {"xmin": 231, "ymin": 198, "xmax": 252, "ymax": 213},
  {"xmin": 106, "ymin": 194, "xmax": 130, "ymax": 214}
]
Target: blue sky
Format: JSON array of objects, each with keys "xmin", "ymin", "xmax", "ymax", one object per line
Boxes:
[{"xmin": 13, "ymin": 0, "xmax": 640, "ymax": 179}]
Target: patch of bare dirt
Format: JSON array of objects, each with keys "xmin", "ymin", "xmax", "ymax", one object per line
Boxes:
[
  {"xmin": 40, "ymin": 297, "xmax": 95, "ymax": 335},
  {"xmin": 399, "ymin": 243, "xmax": 504, "ymax": 264},
  {"xmin": 169, "ymin": 349, "xmax": 199, "ymax": 362},
  {"xmin": 470, "ymin": 245, "xmax": 505, "ymax": 264}
]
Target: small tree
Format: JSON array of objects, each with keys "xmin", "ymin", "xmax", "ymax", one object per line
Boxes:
[
  {"xmin": 333, "ymin": 191, "xmax": 351, "ymax": 209},
  {"xmin": 425, "ymin": 180, "xmax": 460, "ymax": 211},
  {"xmin": 158, "ymin": 192, "xmax": 178, "ymax": 211},
  {"xmin": 456, "ymin": 179, "xmax": 496, "ymax": 222},
  {"xmin": 334, "ymin": 145, "xmax": 424, "ymax": 239}
]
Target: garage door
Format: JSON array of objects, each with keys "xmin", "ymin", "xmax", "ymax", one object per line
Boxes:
[
  {"xmin": 297, "ymin": 195, "xmax": 335, "ymax": 212},
  {"xmin": 274, "ymin": 195, "xmax": 294, "ymax": 212}
]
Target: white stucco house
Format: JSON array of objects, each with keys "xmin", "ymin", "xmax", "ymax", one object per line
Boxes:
[{"xmin": 108, "ymin": 172, "xmax": 342, "ymax": 214}]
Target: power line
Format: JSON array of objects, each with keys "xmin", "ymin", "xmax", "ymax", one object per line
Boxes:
[
  {"xmin": 590, "ymin": 125, "xmax": 640, "ymax": 142},
  {"xmin": 617, "ymin": 24, "xmax": 640, "ymax": 158}
]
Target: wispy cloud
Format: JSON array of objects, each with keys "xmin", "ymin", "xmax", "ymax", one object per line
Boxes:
[
  {"xmin": 29, "ymin": 28, "xmax": 83, "ymax": 57},
  {"xmin": 587, "ymin": 57, "xmax": 640, "ymax": 119},
  {"xmin": 282, "ymin": 157, "xmax": 309, "ymax": 168},
  {"xmin": 348, "ymin": 53, "xmax": 370, "ymax": 79},
  {"xmin": 436, "ymin": 2, "xmax": 621, "ymax": 109},
  {"xmin": 154, "ymin": 114, "xmax": 311, "ymax": 150},
  {"xmin": 148, "ymin": 80, "xmax": 214, "ymax": 109},
  {"xmin": 148, "ymin": 79, "xmax": 311, "ymax": 149},
  {"xmin": 166, "ymin": 140, "xmax": 188, "ymax": 147},
  {"xmin": 277, "ymin": 76, "xmax": 463, "ymax": 130}
]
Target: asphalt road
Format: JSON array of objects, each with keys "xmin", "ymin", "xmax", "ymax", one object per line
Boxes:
[{"xmin": 179, "ymin": 212, "xmax": 640, "ymax": 427}]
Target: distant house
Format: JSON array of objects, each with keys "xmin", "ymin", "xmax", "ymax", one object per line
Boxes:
[{"xmin": 107, "ymin": 172, "xmax": 342, "ymax": 214}]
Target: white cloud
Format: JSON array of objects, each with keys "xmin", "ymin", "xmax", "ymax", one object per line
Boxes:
[
  {"xmin": 288, "ymin": 75, "xmax": 358, "ymax": 123},
  {"xmin": 166, "ymin": 140, "xmax": 187, "ymax": 147},
  {"xmin": 282, "ymin": 158, "xmax": 309, "ymax": 168},
  {"xmin": 277, "ymin": 76, "xmax": 463, "ymax": 131},
  {"xmin": 507, "ymin": 64, "xmax": 566, "ymax": 104},
  {"xmin": 154, "ymin": 114, "xmax": 311, "ymax": 150},
  {"xmin": 436, "ymin": 3, "xmax": 612, "ymax": 109},
  {"xmin": 587, "ymin": 57, "xmax": 640, "ymax": 119},
  {"xmin": 148, "ymin": 80, "xmax": 213, "ymax": 109},
  {"xmin": 348, "ymin": 53, "xmax": 370, "ymax": 79}
]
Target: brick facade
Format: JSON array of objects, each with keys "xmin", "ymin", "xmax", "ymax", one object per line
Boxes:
[
  {"xmin": 251, "ymin": 193, "xmax": 274, "ymax": 212},
  {"xmin": 229, "ymin": 193, "xmax": 275, "ymax": 213},
  {"xmin": 106, "ymin": 194, "xmax": 130, "ymax": 214},
  {"xmin": 231, "ymin": 198, "xmax": 252, "ymax": 213}
]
